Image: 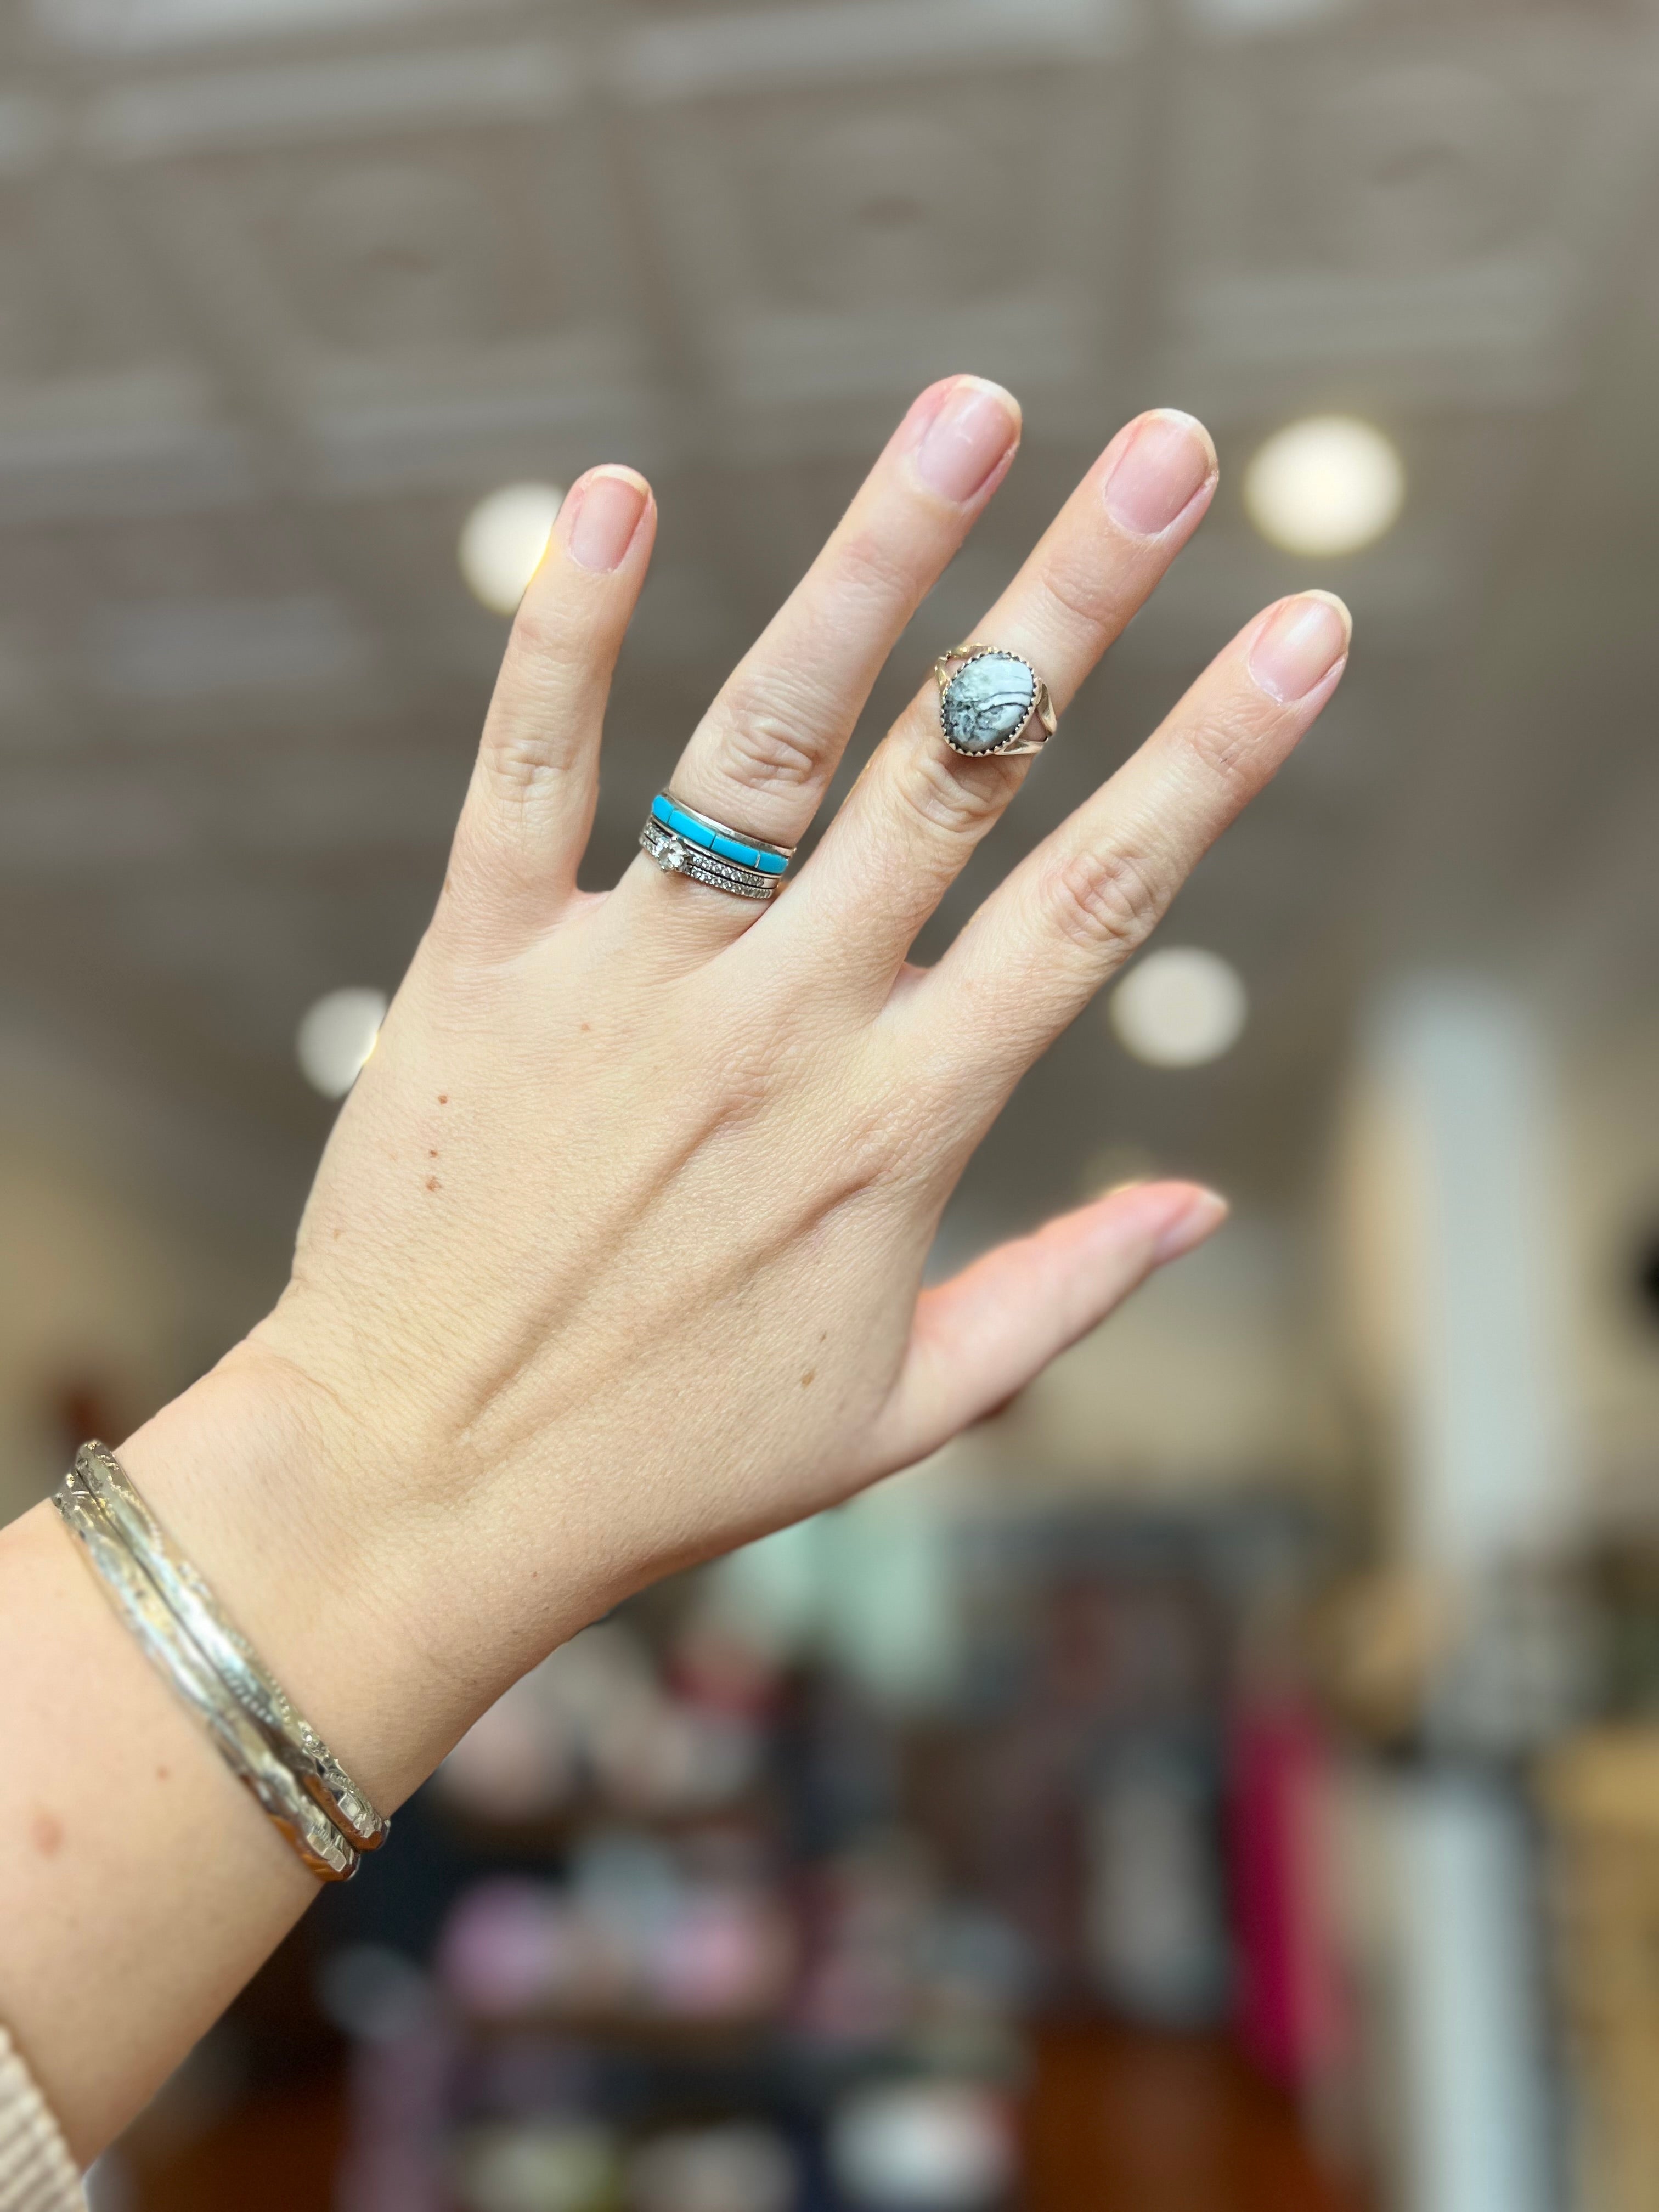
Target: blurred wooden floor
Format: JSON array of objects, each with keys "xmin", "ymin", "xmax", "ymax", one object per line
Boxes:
[
  {"xmin": 1023, "ymin": 2024, "xmax": 1368, "ymax": 2212},
  {"xmin": 126, "ymin": 2023, "xmax": 1367, "ymax": 2210}
]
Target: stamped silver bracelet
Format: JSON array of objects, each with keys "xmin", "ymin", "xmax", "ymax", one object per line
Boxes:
[
  {"xmin": 52, "ymin": 1444, "xmax": 381, "ymax": 1882},
  {"xmin": 73, "ymin": 1442, "xmax": 387, "ymax": 1854}
]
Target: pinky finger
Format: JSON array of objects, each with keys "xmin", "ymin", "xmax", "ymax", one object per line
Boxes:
[{"xmin": 865, "ymin": 1180, "xmax": 1227, "ymax": 1475}]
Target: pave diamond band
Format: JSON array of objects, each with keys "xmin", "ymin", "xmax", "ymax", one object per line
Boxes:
[
  {"xmin": 641, "ymin": 818, "xmax": 778, "ymax": 899},
  {"xmin": 640, "ymin": 791, "xmax": 796, "ymax": 901}
]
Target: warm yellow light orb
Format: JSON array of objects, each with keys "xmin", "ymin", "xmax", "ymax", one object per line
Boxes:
[
  {"xmin": 459, "ymin": 482, "xmax": 565, "ymax": 614},
  {"xmin": 1244, "ymin": 415, "xmax": 1403, "ymax": 556},
  {"xmin": 1109, "ymin": 949, "xmax": 1248, "ymax": 1069}
]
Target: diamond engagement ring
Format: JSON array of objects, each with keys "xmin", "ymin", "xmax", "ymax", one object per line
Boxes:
[
  {"xmin": 934, "ymin": 642, "xmax": 1057, "ymax": 759},
  {"xmin": 639, "ymin": 791, "xmax": 797, "ymax": 901}
]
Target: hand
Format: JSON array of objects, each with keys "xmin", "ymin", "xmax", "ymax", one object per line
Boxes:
[{"xmin": 123, "ymin": 378, "xmax": 1350, "ymax": 1805}]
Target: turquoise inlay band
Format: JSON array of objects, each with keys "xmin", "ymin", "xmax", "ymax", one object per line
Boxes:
[
  {"xmin": 667, "ymin": 807, "xmax": 715, "ymax": 849},
  {"xmin": 648, "ymin": 792, "xmax": 794, "ymax": 876}
]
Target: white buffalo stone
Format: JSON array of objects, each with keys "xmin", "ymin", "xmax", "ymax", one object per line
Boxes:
[{"xmin": 940, "ymin": 652, "xmax": 1036, "ymax": 753}]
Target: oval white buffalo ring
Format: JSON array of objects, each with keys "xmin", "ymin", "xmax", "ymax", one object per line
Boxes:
[{"xmin": 934, "ymin": 642, "xmax": 1057, "ymax": 759}]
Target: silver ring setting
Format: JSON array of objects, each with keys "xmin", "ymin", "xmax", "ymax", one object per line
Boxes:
[
  {"xmin": 640, "ymin": 791, "xmax": 797, "ymax": 902},
  {"xmin": 935, "ymin": 642, "xmax": 1057, "ymax": 759}
]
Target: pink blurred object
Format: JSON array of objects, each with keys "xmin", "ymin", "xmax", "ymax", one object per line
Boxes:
[
  {"xmin": 437, "ymin": 1858, "xmax": 797, "ymax": 2026},
  {"xmin": 646, "ymin": 1888, "xmax": 795, "ymax": 2018},
  {"xmin": 1228, "ymin": 1697, "xmax": 1348, "ymax": 2088},
  {"xmin": 670, "ymin": 1616, "xmax": 785, "ymax": 1720},
  {"xmin": 437, "ymin": 1880, "xmax": 576, "ymax": 2016},
  {"xmin": 335, "ymin": 2019, "xmax": 454, "ymax": 2212},
  {"xmin": 433, "ymin": 1674, "xmax": 578, "ymax": 1820}
]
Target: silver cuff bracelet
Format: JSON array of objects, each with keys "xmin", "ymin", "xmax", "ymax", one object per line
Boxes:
[{"xmin": 52, "ymin": 1442, "xmax": 386, "ymax": 1882}]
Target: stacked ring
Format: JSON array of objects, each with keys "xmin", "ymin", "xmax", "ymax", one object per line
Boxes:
[{"xmin": 640, "ymin": 792, "xmax": 796, "ymax": 902}]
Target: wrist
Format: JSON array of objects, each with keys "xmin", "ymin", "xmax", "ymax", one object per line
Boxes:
[{"xmin": 114, "ymin": 1343, "xmax": 476, "ymax": 1810}]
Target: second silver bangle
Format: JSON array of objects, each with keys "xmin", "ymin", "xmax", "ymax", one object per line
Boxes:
[
  {"xmin": 53, "ymin": 1471, "xmax": 359, "ymax": 1880},
  {"xmin": 74, "ymin": 1443, "xmax": 387, "ymax": 1854},
  {"xmin": 51, "ymin": 1443, "xmax": 386, "ymax": 1883}
]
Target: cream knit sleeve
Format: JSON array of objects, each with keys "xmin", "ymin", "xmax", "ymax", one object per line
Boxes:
[{"xmin": 0, "ymin": 2028, "xmax": 83, "ymax": 2212}]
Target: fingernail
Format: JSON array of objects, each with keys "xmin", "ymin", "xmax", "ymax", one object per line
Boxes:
[
  {"xmin": 562, "ymin": 469, "xmax": 649, "ymax": 574},
  {"xmin": 1102, "ymin": 409, "xmax": 1217, "ymax": 538},
  {"xmin": 1248, "ymin": 591, "xmax": 1352, "ymax": 703},
  {"xmin": 1152, "ymin": 1186, "xmax": 1229, "ymax": 1263},
  {"xmin": 913, "ymin": 377, "xmax": 1020, "ymax": 504}
]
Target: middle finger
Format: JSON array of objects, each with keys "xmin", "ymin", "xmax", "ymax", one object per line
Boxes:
[{"xmin": 774, "ymin": 408, "xmax": 1218, "ymax": 990}]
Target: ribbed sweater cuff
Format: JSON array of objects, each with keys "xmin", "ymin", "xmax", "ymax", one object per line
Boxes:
[{"xmin": 0, "ymin": 2027, "xmax": 82, "ymax": 2212}]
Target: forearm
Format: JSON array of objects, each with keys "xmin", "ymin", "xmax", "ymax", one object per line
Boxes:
[
  {"xmin": 0, "ymin": 1494, "xmax": 311, "ymax": 2162},
  {"xmin": 0, "ymin": 1357, "xmax": 502, "ymax": 2163}
]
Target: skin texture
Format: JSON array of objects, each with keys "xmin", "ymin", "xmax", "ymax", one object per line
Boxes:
[{"xmin": 0, "ymin": 379, "xmax": 1350, "ymax": 2161}]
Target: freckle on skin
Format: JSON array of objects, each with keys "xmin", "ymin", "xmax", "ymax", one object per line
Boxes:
[
  {"xmin": 426, "ymin": 1176, "xmax": 440, "ymax": 1192},
  {"xmin": 428, "ymin": 1149, "xmax": 438, "ymax": 1159},
  {"xmin": 156, "ymin": 1767, "xmax": 170, "ymax": 1781},
  {"xmin": 801, "ymin": 1369, "xmax": 815, "ymax": 1387},
  {"xmin": 29, "ymin": 1809, "xmax": 64, "ymax": 1858},
  {"xmin": 580, "ymin": 1022, "xmax": 592, "ymax": 1034},
  {"xmin": 438, "ymin": 1094, "xmax": 448, "ymax": 1105}
]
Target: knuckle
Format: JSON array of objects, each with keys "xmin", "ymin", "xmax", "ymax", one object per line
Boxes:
[
  {"xmin": 685, "ymin": 986, "xmax": 798, "ymax": 1127},
  {"xmin": 831, "ymin": 526, "xmax": 915, "ymax": 614},
  {"xmin": 480, "ymin": 616, "xmax": 601, "ymax": 809},
  {"xmin": 1177, "ymin": 699, "xmax": 1273, "ymax": 801},
  {"xmin": 1036, "ymin": 552, "xmax": 1126, "ymax": 640},
  {"xmin": 713, "ymin": 1046, "xmax": 776, "ymax": 1132},
  {"xmin": 501, "ymin": 590, "xmax": 588, "ymax": 677},
  {"xmin": 477, "ymin": 698, "xmax": 586, "ymax": 812},
  {"xmin": 479, "ymin": 724, "xmax": 566, "ymax": 807},
  {"xmin": 839, "ymin": 1076, "xmax": 930, "ymax": 1183},
  {"xmin": 895, "ymin": 742, "xmax": 1021, "ymax": 843},
  {"xmin": 791, "ymin": 1097, "xmax": 933, "ymax": 1232},
  {"xmin": 1042, "ymin": 844, "xmax": 1166, "ymax": 960},
  {"xmin": 713, "ymin": 674, "xmax": 825, "ymax": 793}
]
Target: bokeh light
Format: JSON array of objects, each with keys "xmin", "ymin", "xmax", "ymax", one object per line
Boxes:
[
  {"xmin": 295, "ymin": 987, "xmax": 387, "ymax": 1098},
  {"xmin": 1244, "ymin": 415, "xmax": 1404, "ymax": 556},
  {"xmin": 459, "ymin": 482, "xmax": 565, "ymax": 614},
  {"xmin": 1109, "ymin": 949, "xmax": 1248, "ymax": 1068}
]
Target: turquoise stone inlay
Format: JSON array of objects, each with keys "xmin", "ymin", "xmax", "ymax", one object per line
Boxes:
[
  {"xmin": 649, "ymin": 794, "xmax": 791, "ymax": 881},
  {"xmin": 667, "ymin": 807, "xmax": 715, "ymax": 848},
  {"xmin": 940, "ymin": 651, "xmax": 1036, "ymax": 755}
]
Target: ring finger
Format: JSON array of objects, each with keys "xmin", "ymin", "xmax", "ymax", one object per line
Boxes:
[{"xmin": 612, "ymin": 374, "xmax": 1022, "ymax": 949}]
